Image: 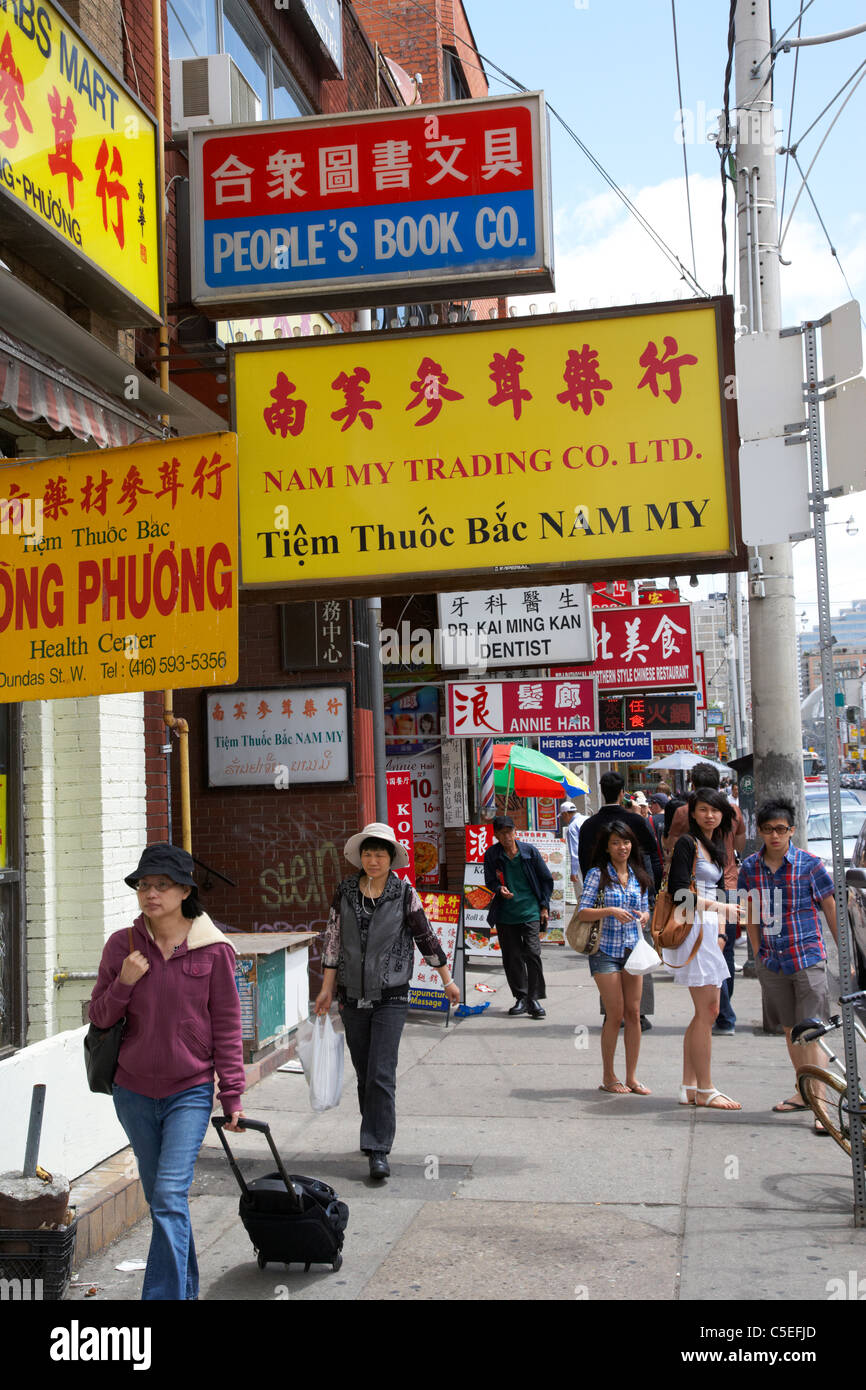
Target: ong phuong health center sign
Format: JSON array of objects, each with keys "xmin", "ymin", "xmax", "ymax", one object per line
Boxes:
[
  {"xmin": 231, "ymin": 299, "xmax": 742, "ymax": 597},
  {"xmin": 190, "ymin": 92, "xmax": 552, "ymax": 314},
  {"xmin": 0, "ymin": 434, "xmax": 238, "ymax": 701},
  {"xmin": 0, "ymin": 0, "xmax": 161, "ymax": 324}
]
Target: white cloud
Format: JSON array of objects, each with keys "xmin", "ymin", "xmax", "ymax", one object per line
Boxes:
[{"xmin": 509, "ymin": 173, "xmax": 866, "ymax": 612}]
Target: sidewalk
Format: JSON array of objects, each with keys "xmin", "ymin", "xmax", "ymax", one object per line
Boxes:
[{"xmin": 67, "ymin": 943, "xmax": 866, "ymax": 1302}]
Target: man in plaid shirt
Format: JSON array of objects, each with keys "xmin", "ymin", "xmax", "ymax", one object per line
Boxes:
[{"xmin": 738, "ymin": 796, "xmax": 838, "ymax": 1127}]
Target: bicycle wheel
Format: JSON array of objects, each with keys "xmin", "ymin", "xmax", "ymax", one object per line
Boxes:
[{"xmin": 797, "ymin": 1066, "xmax": 852, "ymax": 1154}]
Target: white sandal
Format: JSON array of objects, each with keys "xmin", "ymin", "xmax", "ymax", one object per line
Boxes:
[
  {"xmin": 678, "ymin": 1085, "xmax": 696, "ymax": 1106},
  {"xmin": 696, "ymin": 1088, "xmax": 741, "ymax": 1110}
]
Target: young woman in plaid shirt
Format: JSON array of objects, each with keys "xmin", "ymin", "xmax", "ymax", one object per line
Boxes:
[{"xmin": 577, "ymin": 821, "xmax": 652, "ymax": 1095}]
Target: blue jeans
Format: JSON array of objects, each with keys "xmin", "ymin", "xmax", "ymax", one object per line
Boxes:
[
  {"xmin": 113, "ymin": 1082, "xmax": 213, "ymax": 1300},
  {"xmin": 717, "ymin": 924, "xmax": 737, "ymax": 1028}
]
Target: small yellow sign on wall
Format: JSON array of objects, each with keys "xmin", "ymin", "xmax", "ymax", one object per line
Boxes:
[{"xmin": 0, "ymin": 433, "xmax": 238, "ymax": 701}]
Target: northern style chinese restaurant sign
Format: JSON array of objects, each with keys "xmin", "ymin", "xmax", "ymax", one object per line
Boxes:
[
  {"xmin": 190, "ymin": 92, "xmax": 552, "ymax": 313},
  {"xmin": 231, "ymin": 299, "xmax": 742, "ymax": 597},
  {"xmin": 446, "ymin": 677, "xmax": 598, "ymax": 737},
  {"xmin": 0, "ymin": 434, "xmax": 238, "ymax": 702},
  {"xmin": 0, "ymin": 0, "xmax": 161, "ymax": 324},
  {"xmin": 591, "ymin": 602, "xmax": 696, "ymax": 690}
]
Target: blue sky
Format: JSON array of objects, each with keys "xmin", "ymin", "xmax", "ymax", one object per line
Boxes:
[{"xmin": 465, "ymin": 0, "xmax": 866, "ymax": 617}]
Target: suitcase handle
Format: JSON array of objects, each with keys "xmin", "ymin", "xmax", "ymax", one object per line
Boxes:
[{"xmin": 211, "ymin": 1116, "xmax": 302, "ymax": 1209}]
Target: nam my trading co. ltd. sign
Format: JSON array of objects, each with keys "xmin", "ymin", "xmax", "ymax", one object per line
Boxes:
[{"xmin": 232, "ymin": 298, "xmax": 743, "ymax": 596}]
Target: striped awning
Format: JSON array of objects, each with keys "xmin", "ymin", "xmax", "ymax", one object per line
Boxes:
[{"xmin": 0, "ymin": 328, "xmax": 161, "ymax": 450}]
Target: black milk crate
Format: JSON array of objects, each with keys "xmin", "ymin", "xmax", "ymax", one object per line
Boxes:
[{"xmin": 0, "ymin": 1220, "xmax": 77, "ymax": 1301}]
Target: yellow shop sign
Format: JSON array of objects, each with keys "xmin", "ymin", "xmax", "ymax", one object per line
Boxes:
[
  {"xmin": 232, "ymin": 299, "xmax": 743, "ymax": 596},
  {"xmin": 0, "ymin": 0, "xmax": 161, "ymax": 323}
]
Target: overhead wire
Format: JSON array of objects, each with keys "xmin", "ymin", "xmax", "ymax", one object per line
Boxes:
[
  {"xmin": 354, "ymin": 0, "xmax": 708, "ymax": 296},
  {"xmin": 671, "ymin": 0, "xmax": 698, "ymax": 285},
  {"xmin": 778, "ymin": 5, "xmax": 806, "ymax": 233}
]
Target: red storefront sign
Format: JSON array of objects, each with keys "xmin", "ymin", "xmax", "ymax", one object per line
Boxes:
[
  {"xmin": 385, "ymin": 768, "xmax": 416, "ymax": 882},
  {"xmin": 590, "ymin": 603, "xmax": 696, "ymax": 690},
  {"xmin": 591, "ymin": 580, "xmax": 633, "ymax": 609},
  {"xmin": 638, "ymin": 587, "xmax": 681, "ymax": 605},
  {"xmin": 446, "ymin": 676, "xmax": 598, "ymax": 737}
]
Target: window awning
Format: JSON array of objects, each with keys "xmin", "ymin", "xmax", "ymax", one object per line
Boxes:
[{"xmin": 0, "ymin": 327, "xmax": 163, "ymax": 451}]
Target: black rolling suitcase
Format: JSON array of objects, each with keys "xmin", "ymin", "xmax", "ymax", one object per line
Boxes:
[{"xmin": 211, "ymin": 1117, "xmax": 349, "ymax": 1272}]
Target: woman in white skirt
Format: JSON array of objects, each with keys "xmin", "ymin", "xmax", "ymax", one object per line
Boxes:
[{"xmin": 664, "ymin": 789, "xmax": 745, "ymax": 1110}]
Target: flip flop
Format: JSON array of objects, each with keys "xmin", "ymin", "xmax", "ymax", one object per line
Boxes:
[
  {"xmin": 814, "ymin": 1119, "xmax": 829, "ymax": 1135},
  {"xmin": 772, "ymin": 1099, "xmax": 808, "ymax": 1113},
  {"xmin": 598, "ymin": 1082, "xmax": 630, "ymax": 1094},
  {"xmin": 626, "ymin": 1082, "xmax": 652, "ymax": 1095}
]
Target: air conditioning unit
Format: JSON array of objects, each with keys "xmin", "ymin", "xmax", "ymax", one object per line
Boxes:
[{"xmin": 170, "ymin": 54, "xmax": 262, "ymax": 133}]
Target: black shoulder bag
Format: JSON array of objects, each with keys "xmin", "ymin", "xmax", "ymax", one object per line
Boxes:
[{"xmin": 84, "ymin": 928, "xmax": 135, "ymax": 1094}]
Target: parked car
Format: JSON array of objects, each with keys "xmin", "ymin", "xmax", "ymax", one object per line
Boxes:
[
  {"xmin": 845, "ymin": 826, "xmax": 866, "ymax": 987},
  {"xmin": 806, "ymin": 807, "xmax": 866, "ymax": 867},
  {"xmin": 804, "ymin": 787, "xmax": 860, "ymax": 809}
]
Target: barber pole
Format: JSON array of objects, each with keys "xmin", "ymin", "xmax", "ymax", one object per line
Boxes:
[{"xmin": 479, "ymin": 738, "xmax": 496, "ymax": 818}]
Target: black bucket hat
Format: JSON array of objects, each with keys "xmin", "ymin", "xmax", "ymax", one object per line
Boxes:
[{"xmin": 124, "ymin": 843, "xmax": 197, "ymax": 889}]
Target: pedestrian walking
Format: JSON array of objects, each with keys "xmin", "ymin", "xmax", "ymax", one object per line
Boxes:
[
  {"xmin": 314, "ymin": 822, "xmax": 459, "ymax": 1179},
  {"xmin": 560, "ymin": 798, "xmax": 586, "ymax": 898},
  {"xmin": 737, "ymin": 797, "xmax": 838, "ymax": 1133},
  {"xmin": 576, "ymin": 821, "xmax": 652, "ymax": 1095},
  {"xmin": 483, "ymin": 815, "xmax": 554, "ymax": 1018},
  {"xmin": 88, "ymin": 844, "xmax": 246, "ymax": 1301},
  {"xmin": 663, "ymin": 791, "xmax": 744, "ymax": 1110},
  {"xmin": 664, "ymin": 762, "xmax": 746, "ymax": 1034}
]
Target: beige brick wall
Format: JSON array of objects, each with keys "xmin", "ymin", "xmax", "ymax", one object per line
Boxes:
[{"xmin": 23, "ymin": 694, "xmax": 147, "ymax": 1040}]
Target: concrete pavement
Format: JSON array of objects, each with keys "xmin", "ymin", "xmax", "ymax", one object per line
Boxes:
[{"xmin": 66, "ymin": 939, "xmax": 866, "ymax": 1303}]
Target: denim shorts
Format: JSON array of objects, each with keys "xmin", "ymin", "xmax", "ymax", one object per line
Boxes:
[{"xmin": 588, "ymin": 948, "xmax": 630, "ymax": 977}]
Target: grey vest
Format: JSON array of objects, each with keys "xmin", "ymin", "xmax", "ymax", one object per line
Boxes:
[{"xmin": 338, "ymin": 880, "xmax": 411, "ymax": 1002}]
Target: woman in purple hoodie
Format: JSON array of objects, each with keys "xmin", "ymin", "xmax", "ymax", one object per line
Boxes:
[{"xmin": 89, "ymin": 844, "xmax": 245, "ymax": 1301}]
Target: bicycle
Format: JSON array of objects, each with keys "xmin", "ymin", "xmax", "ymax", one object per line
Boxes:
[{"xmin": 793, "ymin": 990, "xmax": 866, "ymax": 1155}]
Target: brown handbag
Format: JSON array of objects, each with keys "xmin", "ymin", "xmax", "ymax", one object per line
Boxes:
[
  {"xmin": 565, "ymin": 876, "xmax": 606, "ymax": 956},
  {"xmin": 651, "ymin": 838, "xmax": 703, "ymax": 966}
]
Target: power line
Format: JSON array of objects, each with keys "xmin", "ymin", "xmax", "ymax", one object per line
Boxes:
[
  {"xmin": 355, "ymin": 0, "xmax": 708, "ymax": 296},
  {"xmin": 671, "ymin": 0, "xmax": 698, "ymax": 284}
]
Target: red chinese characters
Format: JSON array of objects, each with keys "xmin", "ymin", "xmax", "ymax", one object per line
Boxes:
[
  {"xmin": 330, "ymin": 367, "xmax": 381, "ymax": 432},
  {"xmin": 264, "ymin": 373, "xmax": 307, "ymax": 438},
  {"xmin": 405, "ymin": 357, "xmax": 463, "ymax": 426},
  {"xmin": 637, "ymin": 336, "xmax": 698, "ymax": 404},
  {"xmin": 556, "ymin": 345, "xmax": 612, "ymax": 415},
  {"xmin": 487, "ymin": 348, "xmax": 532, "ymax": 420},
  {"xmin": 47, "ymin": 87, "xmax": 83, "ymax": 207},
  {"xmin": 0, "ymin": 32, "xmax": 32, "ymax": 150},
  {"xmin": 94, "ymin": 139, "xmax": 130, "ymax": 249}
]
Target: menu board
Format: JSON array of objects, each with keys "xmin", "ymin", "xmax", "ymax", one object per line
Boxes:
[
  {"xmin": 463, "ymin": 825, "xmax": 567, "ymax": 952},
  {"xmin": 409, "ymin": 891, "xmax": 463, "ymax": 1015}
]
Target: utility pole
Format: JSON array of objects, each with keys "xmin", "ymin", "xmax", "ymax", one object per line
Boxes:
[{"xmin": 735, "ymin": 0, "xmax": 807, "ymax": 832}]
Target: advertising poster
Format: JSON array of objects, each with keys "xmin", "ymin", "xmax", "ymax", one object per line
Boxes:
[
  {"xmin": 409, "ymin": 891, "xmax": 462, "ymax": 1015},
  {"xmin": 385, "ymin": 684, "xmax": 443, "ymax": 884},
  {"xmin": 463, "ymin": 823, "xmax": 567, "ymax": 953}
]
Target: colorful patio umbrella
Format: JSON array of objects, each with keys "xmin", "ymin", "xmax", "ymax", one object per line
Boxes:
[{"xmin": 489, "ymin": 743, "xmax": 589, "ymax": 800}]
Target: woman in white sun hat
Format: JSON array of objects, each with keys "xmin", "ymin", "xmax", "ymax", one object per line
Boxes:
[{"xmin": 314, "ymin": 822, "xmax": 460, "ymax": 1180}]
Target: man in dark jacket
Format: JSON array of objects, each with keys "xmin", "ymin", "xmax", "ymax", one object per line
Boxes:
[
  {"xmin": 577, "ymin": 772, "xmax": 664, "ymax": 888},
  {"xmin": 483, "ymin": 816, "xmax": 553, "ymax": 1019}
]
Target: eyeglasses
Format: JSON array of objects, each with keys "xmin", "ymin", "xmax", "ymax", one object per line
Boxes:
[
  {"xmin": 134, "ymin": 879, "xmax": 180, "ymax": 893},
  {"xmin": 761, "ymin": 825, "xmax": 793, "ymax": 836}
]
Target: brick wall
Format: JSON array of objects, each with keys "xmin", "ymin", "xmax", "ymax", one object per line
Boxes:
[{"xmin": 167, "ymin": 603, "xmax": 364, "ymax": 934}]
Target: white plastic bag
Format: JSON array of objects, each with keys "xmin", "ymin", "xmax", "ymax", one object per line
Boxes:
[
  {"xmin": 295, "ymin": 1015, "xmax": 344, "ymax": 1112},
  {"xmin": 624, "ymin": 933, "xmax": 662, "ymax": 976}
]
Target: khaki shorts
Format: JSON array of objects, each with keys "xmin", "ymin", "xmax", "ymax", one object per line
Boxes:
[{"xmin": 756, "ymin": 959, "xmax": 830, "ymax": 1032}]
